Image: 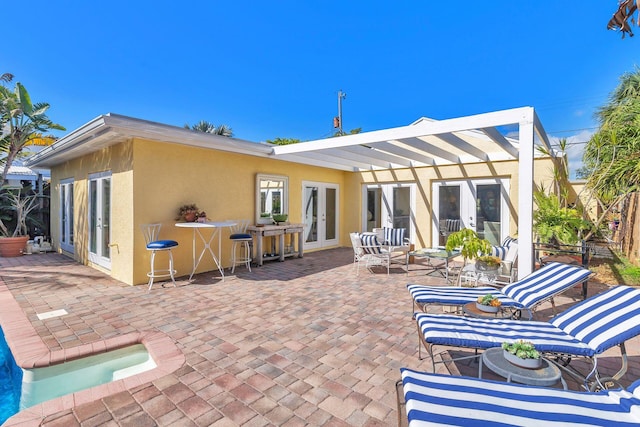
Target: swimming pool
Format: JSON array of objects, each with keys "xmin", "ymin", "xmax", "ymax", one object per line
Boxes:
[
  {"xmin": 0, "ymin": 326, "xmax": 22, "ymax": 425},
  {"xmin": 0, "ymin": 324, "xmax": 156, "ymax": 425}
]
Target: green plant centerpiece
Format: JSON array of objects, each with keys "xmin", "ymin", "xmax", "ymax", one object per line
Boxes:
[
  {"xmin": 502, "ymin": 340, "xmax": 541, "ymax": 369},
  {"xmin": 445, "ymin": 228, "xmax": 492, "ymax": 262},
  {"xmin": 475, "ymin": 293, "xmax": 502, "ymax": 313}
]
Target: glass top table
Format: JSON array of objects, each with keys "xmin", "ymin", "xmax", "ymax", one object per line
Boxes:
[{"xmin": 406, "ymin": 247, "xmax": 460, "ymax": 282}]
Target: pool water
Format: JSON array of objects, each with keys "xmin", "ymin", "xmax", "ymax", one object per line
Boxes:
[
  {"xmin": 0, "ymin": 324, "xmax": 156, "ymax": 425},
  {"xmin": 0, "ymin": 327, "xmax": 22, "ymax": 425}
]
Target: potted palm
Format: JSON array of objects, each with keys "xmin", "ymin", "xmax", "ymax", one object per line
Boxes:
[{"xmin": 0, "ymin": 190, "xmax": 41, "ymax": 257}]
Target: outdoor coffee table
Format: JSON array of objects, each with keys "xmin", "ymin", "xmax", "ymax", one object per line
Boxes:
[
  {"xmin": 407, "ymin": 248, "xmax": 460, "ymax": 282},
  {"xmin": 479, "ymin": 347, "xmax": 567, "ymax": 389},
  {"xmin": 462, "ymin": 302, "xmax": 511, "ymax": 319}
]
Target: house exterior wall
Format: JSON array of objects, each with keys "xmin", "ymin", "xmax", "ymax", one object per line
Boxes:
[
  {"xmin": 344, "ymin": 157, "xmax": 556, "ymax": 249},
  {"xmin": 49, "ymin": 135, "xmax": 555, "ymax": 286},
  {"xmin": 50, "ymin": 138, "xmax": 347, "ymax": 286},
  {"xmin": 50, "ymin": 140, "xmax": 135, "ymax": 283}
]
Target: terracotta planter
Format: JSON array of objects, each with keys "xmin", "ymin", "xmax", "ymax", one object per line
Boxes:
[
  {"xmin": 183, "ymin": 212, "xmax": 197, "ymax": 222},
  {"xmin": 0, "ymin": 236, "xmax": 30, "ymax": 257}
]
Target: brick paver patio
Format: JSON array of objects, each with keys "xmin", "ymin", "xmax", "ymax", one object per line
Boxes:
[{"xmin": 1, "ymin": 248, "xmax": 638, "ymax": 426}]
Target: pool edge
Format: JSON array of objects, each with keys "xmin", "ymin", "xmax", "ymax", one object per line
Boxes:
[{"xmin": 0, "ymin": 279, "xmax": 185, "ymax": 426}]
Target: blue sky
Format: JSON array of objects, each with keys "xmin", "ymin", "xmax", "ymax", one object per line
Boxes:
[{"xmin": 6, "ymin": 1, "xmax": 640, "ymax": 177}]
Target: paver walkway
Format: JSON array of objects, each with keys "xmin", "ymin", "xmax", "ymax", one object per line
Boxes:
[{"xmin": 0, "ymin": 248, "xmax": 638, "ymax": 426}]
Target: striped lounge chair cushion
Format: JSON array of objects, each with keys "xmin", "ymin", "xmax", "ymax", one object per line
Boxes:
[
  {"xmin": 408, "ymin": 262, "xmax": 591, "ymax": 310},
  {"xmin": 383, "ymin": 227, "xmax": 406, "ymax": 246},
  {"xmin": 400, "ymin": 368, "xmax": 640, "ymax": 427},
  {"xmin": 416, "ymin": 285, "xmax": 640, "ymax": 357}
]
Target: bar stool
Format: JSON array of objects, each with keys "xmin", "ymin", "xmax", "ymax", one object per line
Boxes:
[
  {"xmin": 141, "ymin": 223, "xmax": 178, "ymax": 291},
  {"xmin": 229, "ymin": 219, "xmax": 252, "ymax": 273}
]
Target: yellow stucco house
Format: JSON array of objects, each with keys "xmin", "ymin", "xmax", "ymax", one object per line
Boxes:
[{"xmin": 26, "ymin": 107, "xmax": 557, "ymax": 286}]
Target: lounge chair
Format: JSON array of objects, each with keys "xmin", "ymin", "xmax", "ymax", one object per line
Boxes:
[
  {"xmin": 415, "ymin": 285, "xmax": 640, "ymax": 390},
  {"xmin": 397, "ymin": 368, "xmax": 640, "ymax": 427},
  {"xmin": 408, "ymin": 262, "xmax": 592, "ymax": 319}
]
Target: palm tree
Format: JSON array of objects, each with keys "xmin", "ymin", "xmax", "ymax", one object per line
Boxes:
[
  {"xmin": 184, "ymin": 120, "xmax": 233, "ymax": 137},
  {"xmin": 582, "ymin": 68, "xmax": 640, "ymax": 240},
  {"xmin": 0, "ymin": 80, "xmax": 65, "ymax": 187},
  {"xmin": 608, "ymin": 0, "xmax": 639, "ymax": 38}
]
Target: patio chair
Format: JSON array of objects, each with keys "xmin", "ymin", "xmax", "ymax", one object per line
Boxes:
[
  {"xmin": 459, "ymin": 242, "xmax": 519, "ymax": 287},
  {"xmin": 228, "ymin": 219, "xmax": 252, "ymax": 273},
  {"xmin": 397, "ymin": 368, "xmax": 640, "ymax": 427},
  {"xmin": 415, "ymin": 285, "xmax": 640, "ymax": 391},
  {"xmin": 350, "ymin": 232, "xmax": 391, "ymax": 275},
  {"xmin": 141, "ymin": 223, "xmax": 178, "ymax": 292},
  {"xmin": 491, "ymin": 235, "xmax": 517, "ymax": 259},
  {"xmin": 408, "ymin": 262, "xmax": 592, "ymax": 319}
]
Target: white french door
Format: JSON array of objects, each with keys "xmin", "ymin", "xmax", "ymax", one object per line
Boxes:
[
  {"xmin": 88, "ymin": 172, "xmax": 111, "ymax": 269},
  {"xmin": 432, "ymin": 179, "xmax": 510, "ymax": 246},
  {"xmin": 59, "ymin": 179, "xmax": 74, "ymax": 253},
  {"xmin": 363, "ymin": 183, "xmax": 416, "ymax": 242},
  {"xmin": 303, "ymin": 181, "xmax": 339, "ymax": 250}
]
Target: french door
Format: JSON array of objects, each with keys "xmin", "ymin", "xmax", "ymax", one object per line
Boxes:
[
  {"xmin": 302, "ymin": 181, "xmax": 339, "ymax": 250},
  {"xmin": 59, "ymin": 179, "xmax": 74, "ymax": 253},
  {"xmin": 88, "ymin": 172, "xmax": 111, "ymax": 269},
  {"xmin": 432, "ymin": 179, "xmax": 510, "ymax": 246},
  {"xmin": 363, "ymin": 183, "xmax": 415, "ymax": 241}
]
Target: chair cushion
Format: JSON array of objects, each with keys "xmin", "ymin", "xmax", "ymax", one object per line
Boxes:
[
  {"xmin": 383, "ymin": 227, "xmax": 406, "ymax": 246},
  {"xmin": 230, "ymin": 233, "xmax": 252, "ymax": 240},
  {"xmin": 360, "ymin": 233, "xmax": 382, "ymax": 254},
  {"xmin": 147, "ymin": 239, "xmax": 178, "ymax": 249}
]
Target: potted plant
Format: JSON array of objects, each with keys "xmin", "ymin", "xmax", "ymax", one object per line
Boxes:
[
  {"xmin": 475, "ymin": 294, "xmax": 502, "ymax": 313},
  {"xmin": 533, "ymin": 192, "xmax": 590, "ymax": 247},
  {"xmin": 258, "ymin": 212, "xmax": 273, "ymax": 226},
  {"xmin": 445, "ymin": 228, "xmax": 492, "ymax": 263},
  {"xmin": 501, "ymin": 340, "xmax": 541, "ymax": 369},
  {"xmin": 0, "ymin": 190, "xmax": 41, "ymax": 257},
  {"xmin": 176, "ymin": 204, "xmax": 203, "ymax": 222},
  {"xmin": 475, "ymin": 255, "xmax": 501, "ymax": 271}
]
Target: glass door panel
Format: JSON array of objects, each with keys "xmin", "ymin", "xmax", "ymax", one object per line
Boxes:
[
  {"xmin": 88, "ymin": 173, "xmax": 111, "ymax": 269},
  {"xmin": 303, "ymin": 182, "xmax": 339, "ymax": 249}
]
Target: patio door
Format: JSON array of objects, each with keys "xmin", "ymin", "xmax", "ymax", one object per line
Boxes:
[
  {"xmin": 88, "ymin": 172, "xmax": 111, "ymax": 269},
  {"xmin": 59, "ymin": 179, "xmax": 74, "ymax": 253},
  {"xmin": 433, "ymin": 179, "xmax": 510, "ymax": 246},
  {"xmin": 363, "ymin": 183, "xmax": 415, "ymax": 241},
  {"xmin": 303, "ymin": 181, "xmax": 339, "ymax": 250}
]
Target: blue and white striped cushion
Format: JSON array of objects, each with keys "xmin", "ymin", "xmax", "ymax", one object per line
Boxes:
[
  {"xmin": 492, "ymin": 236, "xmax": 517, "ymax": 259},
  {"xmin": 491, "ymin": 245, "xmax": 508, "ymax": 259},
  {"xmin": 416, "ymin": 285, "xmax": 640, "ymax": 357},
  {"xmin": 416, "ymin": 312, "xmax": 592, "ymax": 356},
  {"xmin": 360, "ymin": 233, "xmax": 382, "ymax": 254},
  {"xmin": 408, "ymin": 262, "xmax": 591, "ymax": 310},
  {"xmin": 400, "ymin": 368, "xmax": 640, "ymax": 427},
  {"xmin": 383, "ymin": 227, "xmax": 406, "ymax": 246},
  {"xmin": 501, "ymin": 262, "xmax": 592, "ymax": 308},
  {"xmin": 502, "ymin": 236, "xmax": 516, "ymax": 247},
  {"xmin": 408, "ymin": 285, "xmax": 519, "ymax": 307},
  {"xmin": 446, "ymin": 219, "xmax": 460, "ymax": 232},
  {"xmin": 550, "ymin": 285, "xmax": 640, "ymax": 354}
]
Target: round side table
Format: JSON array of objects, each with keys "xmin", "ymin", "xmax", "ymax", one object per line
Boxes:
[
  {"xmin": 479, "ymin": 347, "xmax": 567, "ymax": 389},
  {"xmin": 462, "ymin": 302, "xmax": 510, "ymax": 319}
]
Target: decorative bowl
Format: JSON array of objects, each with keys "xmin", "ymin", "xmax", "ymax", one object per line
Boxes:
[
  {"xmin": 272, "ymin": 214, "xmax": 288, "ymax": 223},
  {"xmin": 503, "ymin": 350, "xmax": 542, "ymax": 369},
  {"xmin": 476, "ymin": 302, "xmax": 499, "ymax": 313}
]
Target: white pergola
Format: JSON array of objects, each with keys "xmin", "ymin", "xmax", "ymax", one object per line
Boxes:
[{"xmin": 271, "ymin": 106, "xmax": 553, "ymax": 279}]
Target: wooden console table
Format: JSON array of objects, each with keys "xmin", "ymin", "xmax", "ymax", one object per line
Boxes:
[{"xmin": 247, "ymin": 224, "xmax": 304, "ymax": 266}]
